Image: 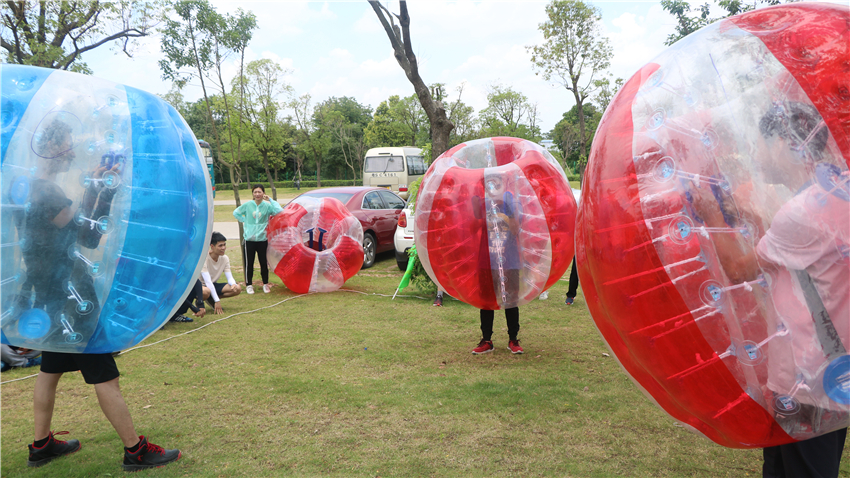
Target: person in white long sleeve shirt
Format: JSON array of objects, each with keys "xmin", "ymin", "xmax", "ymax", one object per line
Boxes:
[{"xmin": 201, "ymin": 232, "xmax": 242, "ymax": 314}]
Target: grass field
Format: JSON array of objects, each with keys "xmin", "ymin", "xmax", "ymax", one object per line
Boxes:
[{"xmin": 2, "ymin": 246, "xmax": 847, "ymax": 477}]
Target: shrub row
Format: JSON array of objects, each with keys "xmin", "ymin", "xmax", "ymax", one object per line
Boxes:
[
  {"xmin": 215, "ymin": 180, "xmax": 361, "ymax": 190},
  {"xmin": 216, "ymin": 175, "xmax": 580, "ymax": 191}
]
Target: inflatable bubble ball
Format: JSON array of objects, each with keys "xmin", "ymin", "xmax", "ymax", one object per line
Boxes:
[
  {"xmin": 267, "ymin": 196, "xmax": 364, "ymax": 293},
  {"xmin": 1, "ymin": 65, "xmax": 212, "ymax": 353},
  {"xmin": 414, "ymin": 137, "xmax": 576, "ymax": 310},
  {"xmin": 576, "ymin": 3, "xmax": 849, "ymax": 448}
]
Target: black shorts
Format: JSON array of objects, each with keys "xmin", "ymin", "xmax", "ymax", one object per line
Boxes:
[
  {"xmin": 212, "ymin": 282, "xmax": 226, "ymax": 299},
  {"xmin": 41, "ymin": 351, "xmax": 120, "ymax": 385}
]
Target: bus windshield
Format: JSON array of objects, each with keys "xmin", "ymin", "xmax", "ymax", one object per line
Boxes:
[{"xmin": 364, "ymin": 155, "xmax": 404, "ymax": 173}]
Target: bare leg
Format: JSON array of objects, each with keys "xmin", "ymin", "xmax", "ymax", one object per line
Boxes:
[
  {"xmin": 33, "ymin": 372, "xmax": 63, "ymax": 441},
  {"xmin": 220, "ymin": 284, "xmax": 242, "ymax": 297},
  {"xmin": 94, "ymin": 377, "xmax": 139, "ymax": 448}
]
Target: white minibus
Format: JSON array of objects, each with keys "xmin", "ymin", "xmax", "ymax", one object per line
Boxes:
[{"xmin": 362, "ymin": 147, "xmax": 426, "ymax": 200}]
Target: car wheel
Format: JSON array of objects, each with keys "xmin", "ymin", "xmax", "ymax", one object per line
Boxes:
[
  {"xmin": 397, "ymin": 259, "xmax": 408, "ymax": 271},
  {"xmin": 362, "ymin": 232, "xmax": 377, "ymax": 269}
]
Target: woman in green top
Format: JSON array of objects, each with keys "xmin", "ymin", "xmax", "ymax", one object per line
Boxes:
[{"xmin": 232, "ymin": 184, "xmax": 283, "ymax": 294}]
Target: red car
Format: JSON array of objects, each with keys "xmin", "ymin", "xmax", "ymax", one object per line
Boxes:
[{"xmin": 291, "ymin": 187, "xmax": 406, "ymax": 268}]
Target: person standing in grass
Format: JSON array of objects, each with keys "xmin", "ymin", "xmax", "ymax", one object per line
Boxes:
[
  {"xmin": 472, "ymin": 178, "xmax": 524, "ymax": 355},
  {"xmin": 233, "ymin": 184, "xmax": 283, "ymax": 294},
  {"xmin": 22, "ymin": 118, "xmax": 181, "ymax": 471}
]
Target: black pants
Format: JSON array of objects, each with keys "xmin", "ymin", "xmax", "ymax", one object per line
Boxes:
[
  {"xmin": 480, "ymin": 308, "xmax": 519, "ymax": 341},
  {"xmin": 763, "ymin": 427, "xmax": 847, "ymax": 478},
  {"xmin": 169, "ymin": 280, "xmax": 203, "ymax": 320},
  {"xmin": 245, "ymin": 240, "xmax": 269, "ymax": 285},
  {"xmin": 567, "ymin": 256, "xmax": 579, "ymax": 299}
]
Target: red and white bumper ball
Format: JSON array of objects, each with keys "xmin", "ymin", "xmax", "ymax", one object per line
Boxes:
[
  {"xmin": 415, "ymin": 137, "xmax": 576, "ymax": 310},
  {"xmin": 577, "ymin": 4, "xmax": 849, "ymax": 448},
  {"xmin": 267, "ymin": 197, "xmax": 364, "ymax": 294}
]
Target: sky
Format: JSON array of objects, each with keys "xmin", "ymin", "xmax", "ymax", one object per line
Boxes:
[{"xmin": 82, "ymin": 0, "xmax": 838, "ymax": 135}]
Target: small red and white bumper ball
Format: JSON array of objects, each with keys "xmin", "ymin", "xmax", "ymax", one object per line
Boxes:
[
  {"xmin": 576, "ymin": 3, "xmax": 849, "ymax": 448},
  {"xmin": 267, "ymin": 197, "xmax": 364, "ymax": 294},
  {"xmin": 414, "ymin": 137, "xmax": 576, "ymax": 310}
]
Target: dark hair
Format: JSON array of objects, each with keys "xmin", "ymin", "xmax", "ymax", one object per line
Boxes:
[
  {"xmin": 759, "ymin": 101, "xmax": 829, "ymax": 160},
  {"xmin": 252, "ymin": 184, "xmax": 265, "ymax": 193},
  {"xmin": 210, "ymin": 232, "xmax": 226, "ymax": 245},
  {"xmin": 35, "ymin": 118, "xmax": 73, "ymax": 159}
]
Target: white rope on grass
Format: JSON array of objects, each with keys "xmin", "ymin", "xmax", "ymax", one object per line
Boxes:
[{"xmin": 0, "ymin": 288, "xmax": 438, "ymax": 385}]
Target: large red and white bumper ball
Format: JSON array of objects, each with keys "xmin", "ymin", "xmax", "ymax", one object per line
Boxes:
[
  {"xmin": 415, "ymin": 137, "xmax": 576, "ymax": 310},
  {"xmin": 577, "ymin": 3, "xmax": 849, "ymax": 448},
  {"xmin": 267, "ymin": 197, "xmax": 364, "ymax": 294}
]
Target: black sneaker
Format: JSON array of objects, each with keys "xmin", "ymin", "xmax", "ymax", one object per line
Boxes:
[
  {"xmin": 122, "ymin": 435, "xmax": 181, "ymax": 472},
  {"xmin": 170, "ymin": 315, "xmax": 193, "ymax": 323},
  {"xmin": 27, "ymin": 431, "xmax": 81, "ymax": 467}
]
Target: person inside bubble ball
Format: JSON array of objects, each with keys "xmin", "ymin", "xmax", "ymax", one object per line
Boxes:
[
  {"xmin": 690, "ymin": 101, "xmax": 847, "ymax": 478},
  {"xmin": 471, "ymin": 175, "xmax": 524, "ymax": 355},
  {"xmin": 21, "ymin": 118, "xmax": 181, "ymax": 470},
  {"xmin": 201, "ymin": 231, "xmax": 242, "ymax": 314},
  {"xmin": 232, "ymin": 184, "xmax": 282, "ymax": 295}
]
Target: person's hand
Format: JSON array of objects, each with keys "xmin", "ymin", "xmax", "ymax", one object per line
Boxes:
[
  {"xmin": 194, "ymin": 307, "xmax": 206, "ymax": 318},
  {"xmin": 263, "ymin": 194, "xmax": 270, "ymax": 201},
  {"xmin": 689, "ymin": 184, "xmax": 730, "ymax": 228},
  {"xmin": 214, "ymin": 302, "xmax": 224, "ymax": 315}
]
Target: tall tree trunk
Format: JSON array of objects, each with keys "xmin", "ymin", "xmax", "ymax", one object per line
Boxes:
[
  {"xmin": 370, "ymin": 1, "xmax": 454, "ymax": 160},
  {"xmin": 261, "ymin": 151, "xmax": 277, "ymax": 200}
]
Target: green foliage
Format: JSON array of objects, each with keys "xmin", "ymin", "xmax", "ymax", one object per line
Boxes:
[
  {"xmin": 661, "ymin": 0, "xmax": 790, "ymax": 45},
  {"xmin": 410, "ymin": 251, "xmax": 437, "ymax": 294},
  {"xmin": 217, "ymin": 179, "xmax": 359, "ymax": 190},
  {"xmin": 551, "ymin": 103, "xmax": 602, "ymax": 171},
  {"xmin": 1, "ymin": 1, "xmax": 161, "ymax": 72},
  {"xmin": 528, "ymin": 0, "xmax": 613, "ymax": 178},
  {"xmin": 479, "ymin": 84, "xmax": 542, "ymax": 142}
]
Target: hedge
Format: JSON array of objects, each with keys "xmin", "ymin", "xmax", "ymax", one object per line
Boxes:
[
  {"xmin": 215, "ymin": 180, "xmax": 361, "ymax": 190},
  {"xmin": 216, "ymin": 175, "xmax": 580, "ymax": 191}
]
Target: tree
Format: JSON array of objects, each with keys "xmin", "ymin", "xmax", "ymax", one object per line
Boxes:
[
  {"xmin": 551, "ymin": 102, "xmax": 601, "ymax": 171},
  {"xmin": 528, "ymin": 0, "xmax": 612, "ymax": 179},
  {"xmin": 1, "ymin": 1, "xmax": 161, "ymax": 73},
  {"xmin": 289, "ymin": 93, "xmax": 325, "ymax": 187},
  {"xmin": 661, "ymin": 0, "xmax": 789, "ymax": 45},
  {"xmin": 393, "ymin": 94, "xmax": 427, "ymax": 146},
  {"xmin": 313, "ymin": 96, "xmax": 372, "ymax": 182},
  {"xmin": 160, "ymin": 0, "xmax": 257, "ymax": 206},
  {"xmin": 160, "ymin": 0, "xmax": 256, "ymax": 284},
  {"xmin": 479, "ymin": 84, "xmax": 542, "ymax": 141},
  {"xmin": 369, "ymin": 0, "xmax": 454, "ymax": 160},
  {"xmin": 239, "ymin": 58, "xmax": 292, "ymax": 200},
  {"xmin": 593, "ymin": 76, "xmax": 623, "ymax": 114},
  {"xmin": 445, "ymin": 83, "xmax": 477, "ymax": 147},
  {"xmin": 364, "ymin": 97, "xmax": 409, "ymax": 147}
]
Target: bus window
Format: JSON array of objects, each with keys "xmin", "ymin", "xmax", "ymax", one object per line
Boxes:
[
  {"xmin": 406, "ymin": 155, "xmax": 427, "ymax": 175},
  {"xmin": 364, "ymin": 155, "xmax": 404, "ymax": 172}
]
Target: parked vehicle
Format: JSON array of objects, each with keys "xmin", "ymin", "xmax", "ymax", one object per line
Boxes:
[
  {"xmin": 362, "ymin": 147, "xmax": 426, "ymax": 200},
  {"xmin": 393, "ymin": 204, "xmax": 414, "ymax": 271},
  {"xmin": 292, "ymin": 187, "xmax": 405, "ymax": 269}
]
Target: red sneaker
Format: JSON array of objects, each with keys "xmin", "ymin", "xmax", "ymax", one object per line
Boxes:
[
  {"xmin": 471, "ymin": 339, "xmax": 494, "ymax": 355},
  {"xmin": 507, "ymin": 339, "xmax": 524, "ymax": 354}
]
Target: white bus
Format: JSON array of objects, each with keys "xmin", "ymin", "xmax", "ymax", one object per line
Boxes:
[{"xmin": 362, "ymin": 147, "xmax": 426, "ymax": 200}]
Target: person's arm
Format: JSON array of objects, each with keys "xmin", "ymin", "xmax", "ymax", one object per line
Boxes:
[
  {"xmin": 233, "ymin": 203, "xmax": 248, "ymax": 223},
  {"xmin": 201, "ymin": 271, "xmax": 220, "ymax": 303},
  {"xmin": 224, "ymin": 271, "xmax": 237, "ymax": 287},
  {"xmin": 689, "ymin": 185, "xmax": 762, "ymax": 284},
  {"xmin": 266, "ymin": 197, "xmax": 283, "ymax": 216}
]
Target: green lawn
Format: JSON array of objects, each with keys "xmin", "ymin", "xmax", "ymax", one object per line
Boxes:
[{"xmin": 2, "ymin": 247, "xmax": 844, "ymax": 477}]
